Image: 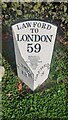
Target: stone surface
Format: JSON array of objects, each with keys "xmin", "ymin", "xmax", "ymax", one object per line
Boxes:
[
  {"xmin": 12, "ymin": 20, "xmax": 57, "ymax": 90},
  {"xmin": 0, "ymin": 66, "xmax": 5, "ymax": 81}
]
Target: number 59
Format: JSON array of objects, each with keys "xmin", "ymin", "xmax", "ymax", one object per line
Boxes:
[{"xmin": 27, "ymin": 43, "xmax": 41, "ymax": 53}]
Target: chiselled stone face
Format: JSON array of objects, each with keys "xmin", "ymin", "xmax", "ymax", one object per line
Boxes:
[{"xmin": 12, "ymin": 20, "xmax": 57, "ymax": 91}]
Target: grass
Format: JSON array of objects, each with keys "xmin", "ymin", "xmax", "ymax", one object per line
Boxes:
[{"xmin": 2, "ymin": 36, "xmax": 68, "ymax": 120}]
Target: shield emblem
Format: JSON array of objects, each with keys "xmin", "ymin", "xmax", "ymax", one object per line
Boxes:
[{"xmin": 12, "ymin": 20, "xmax": 57, "ymax": 91}]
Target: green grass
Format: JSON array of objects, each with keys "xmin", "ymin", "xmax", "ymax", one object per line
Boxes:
[
  {"xmin": 2, "ymin": 41, "xmax": 68, "ymax": 120},
  {"xmin": 2, "ymin": 2, "xmax": 68, "ymax": 119}
]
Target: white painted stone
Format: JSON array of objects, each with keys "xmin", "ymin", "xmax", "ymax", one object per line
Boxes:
[
  {"xmin": 0, "ymin": 66, "xmax": 5, "ymax": 81},
  {"xmin": 12, "ymin": 20, "xmax": 57, "ymax": 90}
]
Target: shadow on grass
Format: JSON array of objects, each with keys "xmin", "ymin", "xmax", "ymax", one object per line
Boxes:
[{"xmin": 2, "ymin": 29, "xmax": 17, "ymax": 74}]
